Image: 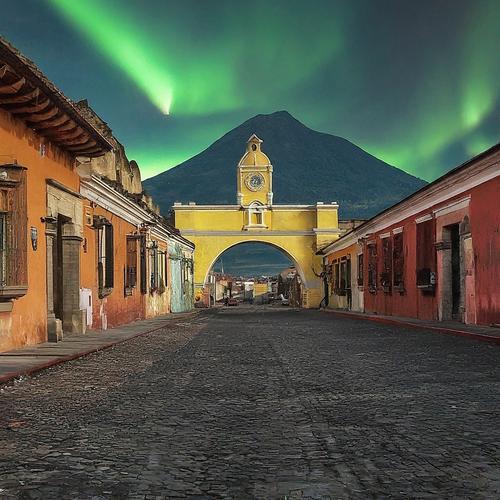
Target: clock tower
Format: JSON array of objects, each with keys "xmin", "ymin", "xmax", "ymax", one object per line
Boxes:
[{"xmin": 236, "ymin": 134, "xmax": 273, "ymax": 207}]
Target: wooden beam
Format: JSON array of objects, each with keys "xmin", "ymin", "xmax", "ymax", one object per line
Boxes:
[
  {"xmin": 65, "ymin": 140, "xmax": 98, "ymax": 152},
  {"xmin": 37, "ymin": 119, "xmax": 77, "ymax": 134},
  {"xmin": 24, "ymin": 105, "xmax": 59, "ymax": 123},
  {"xmin": 0, "ymin": 87, "xmax": 39, "ymax": 104},
  {"xmin": 0, "ymin": 77, "xmax": 26, "ymax": 95},
  {"xmin": 82, "ymin": 148, "xmax": 105, "ymax": 158},
  {"xmin": 7, "ymin": 98, "xmax": 51, "ymax": 114},
  {"xmin": 74, "ymin": 148, "xmax": 104, "ymax": 157},
  {"xmin": 44, "ymin": 127, "xmax": 84, "ymax": 141},
  {"xmin": 0, "ymin": 65, "xmax": 11, "ymax": 79},
  {"xmin": 31, "ymin": 114, "xmax": 71, "ymax": 130},
  {"xmin": 56, "ymin": 134, "xmax": 93, "ymax": 147}
]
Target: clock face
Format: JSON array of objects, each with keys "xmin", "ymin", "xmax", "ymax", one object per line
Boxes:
[{"xmin": 246, "ymin": 173, "xmax": 265, "ymax": 191}]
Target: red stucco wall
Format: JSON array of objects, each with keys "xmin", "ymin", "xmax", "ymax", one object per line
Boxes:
[
  {"xmin": 361, "ymin": 176, "xmax": 499, "ymax": 325},
  {"xmin": 469, "ymin": 178, "xmax": 500, "ymax": 325}
]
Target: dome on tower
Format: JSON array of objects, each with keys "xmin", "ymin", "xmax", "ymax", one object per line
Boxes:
[{"xmin": 238, "ymin": 134, "xmax": 271, "ymax": 167}]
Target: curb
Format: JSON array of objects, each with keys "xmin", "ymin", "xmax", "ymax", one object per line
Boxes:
[
  {"xmin": 322, "ymin": 309, "xmax": 500, "ymax": 345},
  {"xmin": 0, "ymin": 310, "xmax": 201, "ymax": 386}
]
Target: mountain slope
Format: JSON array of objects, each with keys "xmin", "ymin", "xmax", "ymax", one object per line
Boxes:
[{"xmin": 144, "ymin": 111, "xmax": 426, "ymax": 218}]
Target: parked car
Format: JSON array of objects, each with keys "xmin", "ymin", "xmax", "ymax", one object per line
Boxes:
[{"xmin": 227, "ymin": 297, "xmax": 238, "ymax": 306}]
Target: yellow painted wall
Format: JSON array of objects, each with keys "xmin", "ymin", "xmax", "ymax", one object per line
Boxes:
[
  {"xmin": 174, "ymin": 208, "xmax": 340, "ymax": 309},
  {"xmin": 254, "ymin": 283, "xmax": 268, "ymax": 297},
  {"xmin": 175, "ymin": 207, "xmax": 321, "ymax": 232}
]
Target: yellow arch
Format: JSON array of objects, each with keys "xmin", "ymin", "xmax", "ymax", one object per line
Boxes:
[
  {"xmin": 203, "ymin": 239, "xmax": 306, "ymax": 286},
  {"xmin": 172, "ymin": 221, "xmax": 339, "ymax": 308}
]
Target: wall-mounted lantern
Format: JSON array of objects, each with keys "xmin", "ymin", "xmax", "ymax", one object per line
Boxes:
[{"xmin": 30, "ymin": 227, "xmax": 38, "ymax": 251}]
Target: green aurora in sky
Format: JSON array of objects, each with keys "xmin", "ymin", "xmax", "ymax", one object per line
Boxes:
[{"xmin": 19, "ymin": 0, "xmax": 499, "ymax": 180}]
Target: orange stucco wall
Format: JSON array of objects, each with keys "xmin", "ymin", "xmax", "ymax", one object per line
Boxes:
[
  {"xmin": 0, "ymin": 109, "xmax": 79, "ymax": 352},
  {"xmin": 326, "ymin": 242, "xmax": 359, "ymax": 310},
  {"xmin": 326, "ymin": 244, "xmax": 356, "ymax": 265},
  {"xmin": 80, "ymin": 204, "xmax": 145, "ymax": 330}
]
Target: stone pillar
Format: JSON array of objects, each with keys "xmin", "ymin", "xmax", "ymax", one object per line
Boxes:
[
  {"xmin": 46, "ymin": 226, "xmax": 63, "ymax": 342},
  {"xmin": 61, "ymin": 227, "xmax": 85, "ymax": 335}
]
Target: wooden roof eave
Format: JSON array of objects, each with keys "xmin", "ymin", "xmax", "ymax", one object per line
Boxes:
[
  {"xmin": 77, "ymin": 149, "xmax": 105, "ymax": 158},
  {"xmin": 0, "ymin": 64, "xmax": 9, "ymax": 79},
  {"xmin": 64, "ymin": 140, "xmax": 98, "ymax": 152},
  {"xmin": 22, "ymin": 105, "xmax": 59, "ymax": 122},
  {"xmin": 6, "ymin": 97, "xmax": 51, "ymax": 114},
  {"xmin": 30, "ymin": 113, "xmax": 71, "ymax": 130},
  {"xmin": 36, "ymin": 120, "xmax": 79, "ymax": 135},
  {"xmin": 0, "ymin": 76, "xmax": 25, "ymax": 95},
  {"xmin": 0, "ymin": 40, "xmax": 112, "ymax": 155},
  {"xmin": 56, "ymin": 135, "xmax": 94, "ymax": 147},
  {"xmin": 44, "ymin": 127, "xmax": 85, "ymax": 142},
  {"xmin": 0, "ymin": 87, "xmax": 39, "ymax": 104}
]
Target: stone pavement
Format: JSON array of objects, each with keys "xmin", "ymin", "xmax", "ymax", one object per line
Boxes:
[
  {"xmin": 1, "ymin": 306, "xmax": 500, "ymax": 499},
  {"xmin": 323, "ymin": 308, "xmax": 500, "ymax": 343},
  {"xmin": 0, "ymin": 311, "xmax": 199, "ymax": 384}
]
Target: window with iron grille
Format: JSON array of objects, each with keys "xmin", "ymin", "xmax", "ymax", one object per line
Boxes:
[
  {"xmin": 346, "ymin": 256, "xmax": 351, "ymax": 290},
  {"xmin": 163, "ymin": 252, "xmax": 168, "ymax": 287},
  {"xmin": 125, "ymin": 236, "xmax": 137, "ymax": 295},
  {"xmin": 140, "ymin": 235, "xmax": 147, "ymax": 294},
  {"xmin": 96, "ymin": 219, "xmax": 114, "ymax": 298},
  {"xmin": 381, "ymin": 237, "xmax": 392, "ymax": 292},
  {"xmin": 357, "ymin": 253, "xmax": 364, "ymax": 286},
  {"xmin": 393, "ymin": 232, "xmax": 404, "ymax": 288},
  {"xmin": 340, "ymin": 259, "xmax": 347, "ymax": 290},
  {"xmin": 0, "ymin": 165, "xmax": 27, "ymax": 300},
  {"xmin": 150, "ymin": 242, "xmax": 158, "ymax": 291},
  {"xmin": 334, "ymin": 260, "xmax": 340, "ymax": 291},
  {"xmin": 149, "ymin": 244, "xmax": 167, "ymax": 294},
  {"xmin": 416, "ymin": 218, "xmax": 435, "ymax": 287},
  {"xmin": 158, "ymin": 250, "xmax": 166, "ymax": 293},
  {"xmin": 367, "ymin": 243, "xmax": 377, "ymax": 292}
]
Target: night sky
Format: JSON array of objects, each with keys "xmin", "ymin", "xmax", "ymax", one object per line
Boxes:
[{"xmin": 1, "ymin": 0, "xmax": 499, "ymax": 181}]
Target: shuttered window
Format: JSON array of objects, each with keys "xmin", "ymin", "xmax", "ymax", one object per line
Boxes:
[
  {"xmin": 381, "ymin": 237, "xmax": 392, "ymax": 291},
  {"xmin": 340, "ymin": 258, "xmax": 347, "ymax": 290},
  {"xmin": 357, "ymin": 253, "xmax": 364, "ymax": 286},
  {"xmin": 150, "ymin": 243, "xmax": 158, "ymax": 291},
  {"xmin": 346, "ymin": 256, "xmax": 351, "ymax": 290},
  {"xmin": 367, "ymin": 243, "xmax": 377, "ymax": 292},
  {"xmin": 96, "ymin": 219, "xmax": 114, "ymax": 297},
  {"xmin": 149, "ymin": 244, "xmax": 167, "ymax": 294},
  {"xmin": 416, "ymin": 218, "xmax": 435, "ymax": 287},
  {"xmin": 140, "ymin": 235, "xmax": 147, "ymax": 294},
  {"xmin": 0, "ymin": 165, "xmax": 27, "ymax": 299},
  {"xmin": 334, "ymin": 260, "xmax": 340, "ymax": 290},
  {"xmin": 393, "ymin": 232, "xmax": 404, "ymax": 287},
  {"xmin": 125, "ymin": 236, "xmax": 137, "ymax": 294},
  {"xmin": 158, "ymin": 250, "xmax": 166, "ymax": 293}
]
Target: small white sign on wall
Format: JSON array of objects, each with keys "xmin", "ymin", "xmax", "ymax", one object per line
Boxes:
[{"xmin": 79, "ymin": 288, "xmax": 93, "ymax": 328}]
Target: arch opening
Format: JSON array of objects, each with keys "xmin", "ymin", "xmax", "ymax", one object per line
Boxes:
[{"xmin": 204, "ymin": 241, "xmax": 305, "ymax": 306}]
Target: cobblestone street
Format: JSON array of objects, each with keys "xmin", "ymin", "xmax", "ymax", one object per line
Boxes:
[{"xmin": 1, "ymin": 307, "xmax": 500, "ymax": 499}]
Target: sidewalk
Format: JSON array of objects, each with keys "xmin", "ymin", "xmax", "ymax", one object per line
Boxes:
[
  {"xmin": 0, "ymin": 311, "xmax": 199, "ymax": 385},
  {"xmin": 323, "ymin": 309, "xmax": 500, "ymax": 344}
]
